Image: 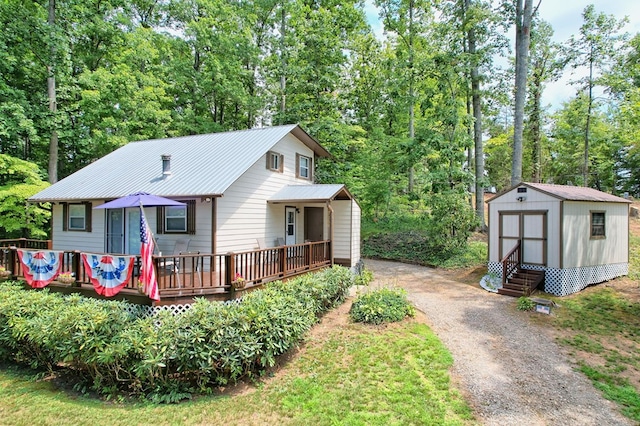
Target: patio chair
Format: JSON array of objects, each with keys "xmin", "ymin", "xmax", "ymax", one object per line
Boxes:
[{"xmin": 164, "ymin": 239, "xmax": 191, "ymax": 287}]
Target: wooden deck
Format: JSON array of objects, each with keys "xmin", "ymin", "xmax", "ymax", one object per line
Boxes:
[{"xmin": 0, "ymin": 239, "xmax": 332, "ymax": 305}]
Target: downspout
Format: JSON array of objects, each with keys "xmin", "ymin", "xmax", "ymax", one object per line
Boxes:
[{"xmin": 327, "ymin": 201, "xmax": 334, "ymax": 265}]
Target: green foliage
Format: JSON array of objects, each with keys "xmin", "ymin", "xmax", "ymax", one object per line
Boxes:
[
  {"xmin": 516, "ymin": 297, "xmax": 536, "ymax": 311},
  {"xmin": 0, "ymin": 155, "xmax": 50, "ymax": 239},
  {"xmin": 362, "ymin": 192, "xmax": 479, "ymax": 266},
  {"xmin": 0, "ymin": 266, "xmax": 353, "ymax": 401},
  {"xmin": 354, "ymin": 267, "xmax": 374, "ymax": 286},
  {"xmin": 350, "ymin": 287, "xmax": 415, "ymax": 325}
]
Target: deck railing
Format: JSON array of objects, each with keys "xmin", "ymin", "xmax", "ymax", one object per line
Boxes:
[
  {"xmin": 0, "ymin": 240, "xmax": 332, "ymax": 301},
  {"xmin": 501, "ymin": 240, "xmax": 521, "ymax": 285}
]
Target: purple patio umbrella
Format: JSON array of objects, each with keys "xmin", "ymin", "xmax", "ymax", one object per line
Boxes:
[{"xmin": 93, "ymin": 192, "xmax": 185, "ymax": 209}]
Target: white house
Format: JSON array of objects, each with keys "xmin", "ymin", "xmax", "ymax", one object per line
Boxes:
[
  {"xmin": 29, "ymin": 124, "xmax": 361, "ymax": 270},
  {"xmin": 487, "ymin": 182, "xmax": 630, "ymax": 296}
]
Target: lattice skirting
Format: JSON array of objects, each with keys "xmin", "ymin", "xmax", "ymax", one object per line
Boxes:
[
  {"xmin": 122, "ymin": 298, "xmax": 242, "ymax": 317},
  {"xmin": 487, "ymin": 261, "xmax": 628, "ymax": 296}
]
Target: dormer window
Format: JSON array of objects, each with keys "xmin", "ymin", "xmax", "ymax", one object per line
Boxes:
[{"xmin": 266, "ymin": 151, "xmax": 283, "ymax": 173}]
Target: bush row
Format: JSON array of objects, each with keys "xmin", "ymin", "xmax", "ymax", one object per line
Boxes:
[{"xmin": 0, "ymin": 265, "xmax": 353, "ymax": 402}]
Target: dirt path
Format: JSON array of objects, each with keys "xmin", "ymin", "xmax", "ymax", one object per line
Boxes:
[{"xmin": 365, "ymin": 259, "xmax": 632, "ymax": 426}]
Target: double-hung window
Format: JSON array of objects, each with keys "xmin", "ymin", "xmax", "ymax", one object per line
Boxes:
[
  {"xmin": 590, "ymin": 211, "xmax": 605, "ymax": 239},
  {"xmin": 296, "ymin": 154, "xmax": 312, "ymax": 180},
  {"xmin": 62, "ymin": 203, "xmax": 92, "ymax": 232}
]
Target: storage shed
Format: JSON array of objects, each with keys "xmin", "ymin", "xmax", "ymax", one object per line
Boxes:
[{"xmin": 487, "ymin": 182, "xmax": 631, "ymax": 296}]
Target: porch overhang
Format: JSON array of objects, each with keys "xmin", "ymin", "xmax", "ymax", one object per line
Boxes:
[{"xmin": 267, "ymin": 184, "xmax": 354, "ymax": 204}]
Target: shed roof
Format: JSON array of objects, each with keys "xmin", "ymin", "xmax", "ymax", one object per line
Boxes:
[
  {"xmin": 268, "ymin": 184, "xmax": 354, "ymax": 203},
  {"xmin": 488, "ymin": 182, "xmax": 631, "ymax": 204},
  {"xmin": 30, "ymin": 125, "xmax": 330, "ymax": 202}
]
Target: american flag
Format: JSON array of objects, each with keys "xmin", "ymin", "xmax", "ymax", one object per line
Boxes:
[{"xmin": 139, "ymin": 207, "xmax": 159, "ymax": 301}]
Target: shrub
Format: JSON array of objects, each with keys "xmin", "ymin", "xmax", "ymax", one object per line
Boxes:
[
  {"xmin": 0, "ymin": 265, "xmax": 354, "ymax": 401},
  {"xmin": 517, "ymin": 297, "xmax": 536, "ymax": 311},
  {"xmin": 350, "ymin": 287, "xmax": 415, "ymax": 325}
]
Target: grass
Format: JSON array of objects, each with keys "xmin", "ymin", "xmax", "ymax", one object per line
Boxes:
[
  {"xmin": 0, "ymin": 318, "xmax": 475, "ymax": 425},
  {"xmin": 549, "ymin": 289, "xmax": 640, "ymax": 422}
]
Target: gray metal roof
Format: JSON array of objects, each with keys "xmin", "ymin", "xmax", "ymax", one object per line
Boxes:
[
  {"xmin": 489, "ymin": 182, "xmax": 631, "ymax": 204},
  {"xmin": 268, "ymin": 184, "xmax": 353, "ymax": 203},
  {"xmin": 30, "ymin": 125, "xmax": 330, "ymax": 202}
]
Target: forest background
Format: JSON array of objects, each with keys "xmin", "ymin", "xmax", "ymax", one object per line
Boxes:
[{"xmin": 0, "ymin": 0, "xmax": 639, "ymax": 264}]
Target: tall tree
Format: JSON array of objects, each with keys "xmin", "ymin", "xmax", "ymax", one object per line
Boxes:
[
  {"xmin": 510, "ymin": 0, "xmax": 536, "ymax": 186},
  {"xmin": 46, "ymin": 0, "xmax": 59, "ymax": 183},
  {"xmin": 568, "ymin": 5, "xmax": 627, "ymax": 186}
]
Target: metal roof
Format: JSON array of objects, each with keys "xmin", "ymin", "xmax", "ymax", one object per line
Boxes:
[
  {"xmin": 488, "ymin": 182, "xmax": 631, "ymax": 204},
  {"xmin": 30, "ymin": 125, "xmax": 331, "ymax": 202},
  {"xmin": 268, "ymin": 184, "xmax": 353, "ymax": 203}
]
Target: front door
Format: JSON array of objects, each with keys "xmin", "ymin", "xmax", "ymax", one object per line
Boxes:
[
  {"xmin": 499, "ymin": 211, "xmax": 547, "ymax": 266},
  {"xmin": 304, "ymin": 207, "xmax": 324, "ymax": 241},
  {"xmin": 285, "ymin": 207, "xmax": 296, "ymax": 245}
]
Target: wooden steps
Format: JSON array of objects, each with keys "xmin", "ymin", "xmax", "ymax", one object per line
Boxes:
[{"xmin": 498, "ymin": 268, "xmax": 545, "ymax": 297}]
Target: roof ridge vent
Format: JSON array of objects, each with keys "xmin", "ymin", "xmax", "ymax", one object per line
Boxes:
[{"xmin": 162, "ymin": 154, "xmax": 172, "ymax": 177}]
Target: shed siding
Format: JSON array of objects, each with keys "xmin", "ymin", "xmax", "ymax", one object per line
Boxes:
[
  {"xmin": 216, "ymin": 134, "xmax": 314, "ymax": 254},
  {"xmin": 488, "ymin": 187, "xmax": 561, "ymax": 267},
  {"xmin": 561, "ymin": 201, "xmax": 629, "ymax": 268}
]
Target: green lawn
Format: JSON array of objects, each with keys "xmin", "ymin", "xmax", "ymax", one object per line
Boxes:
[{"xmin": 0, "ymin": 318, "xmax": 475, "ymax": 426}]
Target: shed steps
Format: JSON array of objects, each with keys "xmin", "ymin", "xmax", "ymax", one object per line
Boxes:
[{"xmin": 498, "ymin": 268, "xmax": 545, "ymax": 297}]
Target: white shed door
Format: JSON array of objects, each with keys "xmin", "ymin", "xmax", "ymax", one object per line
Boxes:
[{"xmin": 499, "ymin": 211, "xmax": 547, "ymax": 266}]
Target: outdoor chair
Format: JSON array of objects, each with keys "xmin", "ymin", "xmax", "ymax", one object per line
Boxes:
[{"xmin": 164, "ymin": 239, "xmax": 191, "ymax": 287}]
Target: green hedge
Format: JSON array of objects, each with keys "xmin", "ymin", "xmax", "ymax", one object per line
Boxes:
[{"xmin": 0, "ymin": 266, "xmax": 353, "ymax": 402}]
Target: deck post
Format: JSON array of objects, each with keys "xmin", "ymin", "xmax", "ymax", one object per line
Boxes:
[
  {"xmin": 8, "ymin": 247, "xmax": 16, "ymax": 278},
  {"xmin": 225, "ymin": 252, "xmax": 235, "ymax": 286},
  {"xmin": 280, "ymin": 246, "xmax": 287, "ymax": 277},
  {"xmin": 72, "ymin": 250, "xmax": 82, "ymax": 287}
]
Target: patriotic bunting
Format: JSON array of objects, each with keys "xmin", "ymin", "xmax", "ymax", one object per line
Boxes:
[
  {"xmin": 81, "ymin": 253, "xmax": 135, "ymax": 297},
  {"xmin": 16, "ymin": 249, "xmax": 63, "ymax": 288}
]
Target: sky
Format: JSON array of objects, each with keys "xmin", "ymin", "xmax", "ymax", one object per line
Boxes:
[{"xmin": 364, "ymin": 0, "xmax": 640, "ymax": 110}]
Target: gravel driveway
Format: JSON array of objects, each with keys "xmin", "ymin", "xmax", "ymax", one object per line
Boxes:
[{"xmin": 365, "ymin": 259, "xmax": 632, "ymax": 426}]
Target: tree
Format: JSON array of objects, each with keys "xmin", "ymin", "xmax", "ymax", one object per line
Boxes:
[
  {"xmin": 510, "ymin": 0, "xmax": 536, "ymax": 186},
  {"xmin": 525, "ymin": 19, "xmax": 564, "ymax": 183},
  {"xmin": 568, "ymin": 5, "xmax": 627, "ymax": 186},
  {"xmin": 0, "ymin": 154, "xmax": 50, "ymax": 239}
]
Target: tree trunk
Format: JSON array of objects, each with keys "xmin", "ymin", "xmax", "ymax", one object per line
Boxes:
[
  {"xmin": 584, "ymin": 47, "xmax": 594, "ymax": 187},
  {"xmin": 531, "ymin": 60, "xmax": 542, "ymax": 183},
  {"xmin": 466, "ymin": 0, "xmax": 484, "ymax": 229},
  {"xmin": 408, "ymin": 0, "xmax": 415, "ymax": 193},
  {"xmin": 47, "ymin": 0, "xmax": 58, "ymax": 184},
  {"xmin": 511, "ymin": 0, "xmax": 534, "ymax": 186}
]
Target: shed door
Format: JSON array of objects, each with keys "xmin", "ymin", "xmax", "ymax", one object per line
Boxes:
[{"xmin": 499, "ymin": 211, "xmax": 547, "ymax": 266}]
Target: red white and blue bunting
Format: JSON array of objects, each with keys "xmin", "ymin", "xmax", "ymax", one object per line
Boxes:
[
  {"xmin": 81, "ymin": 253, "xmax": 135, "ymax": 297},
  {"xmin": 16, "ymin": 250, "xmax": 64, "ymax": 288}
]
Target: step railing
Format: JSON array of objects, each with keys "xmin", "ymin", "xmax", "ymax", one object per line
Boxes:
[{"xmin": 500, "ymin": 240, "xmax": 521, "ymax": 285}]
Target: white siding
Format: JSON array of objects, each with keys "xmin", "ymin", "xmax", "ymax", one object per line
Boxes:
[
  {"xmin": 51, "ymin": 202, "xmax": 105, "ymax": 252},
  {"xmin": 351, "ymin": 201, "xmax": 361, "ymax": 266},
  {"xmin": 488, "ymin": 187, "xmax": 561, "ymax": 266},
  {"xmin": 216, "ymin": 134, "xmax": 314, "ymax": 253},
  {"xmin": 562, "ymin": 201, "xmax": 629, "ymax": 268},
  {"xmin": 333, "ymin": 200, "xmax": 352, "ymax": 262}
]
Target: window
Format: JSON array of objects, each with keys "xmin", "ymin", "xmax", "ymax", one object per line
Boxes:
[
  {"xmin": 62, "ymin": 203, "xmax": 92, "ymax": 232},
  {"xmin": 266, "ymin": 151, "xmax": 283, "ymax": 172},
  {"xmin": 157, "ymin": 200, "xmax": 196, "ymax": 235},
  {"xmin": 165, "ymin": 206, "xmax": 187, "ymax": 232},
  {"xmin": 591, "ymin": 211, "xmax": 605, "ymax": 238},
  {"xmin": 296, "ymin": 153, "xmax": 312, "ymax": 180}
]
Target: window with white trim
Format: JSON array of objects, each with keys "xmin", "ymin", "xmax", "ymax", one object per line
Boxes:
[
  {"xmin": 62, "ymin": 203, "xmax": 92, "ymax": 232},
  {"xmin": 266, "ymin": 151, "xmax": 283, "ymax": 172},
  {"xmin": 165, "ymin": 206, "xmax": 187, "ymax": 232},
  {"xmin": 296, "ymin": 153, "xmax": 312, "ymax": 180}
]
